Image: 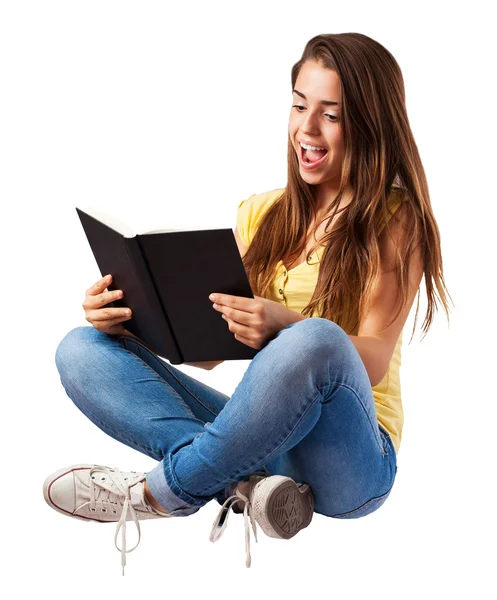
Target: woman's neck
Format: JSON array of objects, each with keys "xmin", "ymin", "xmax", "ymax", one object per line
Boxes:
[{"xmin": 314, "ymin": 185, "xmax": 354, "ymax": 218}]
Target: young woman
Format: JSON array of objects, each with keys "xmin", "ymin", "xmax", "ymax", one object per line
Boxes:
[{"xmin": 43, "ymin": 33, "xmax": 452, "ymax": 573}]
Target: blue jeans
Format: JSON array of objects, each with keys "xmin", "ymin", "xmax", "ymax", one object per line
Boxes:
[{"xmin": 54, "ymin": 318, "xmax": 397, "ymax": 519}]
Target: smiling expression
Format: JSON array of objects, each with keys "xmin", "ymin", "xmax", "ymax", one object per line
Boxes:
[{"xmin": 289, "ymin": 60, "xmax": 345, "ymax": 193}]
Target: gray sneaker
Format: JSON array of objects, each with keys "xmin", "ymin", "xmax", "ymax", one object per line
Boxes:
[
  {"xmin": 43, "ymin": 464, "xmax": 173, "ymax": 574},
  {"xmin": 210, "ymin": 474, "xmax": 314, "ymax": 567}
]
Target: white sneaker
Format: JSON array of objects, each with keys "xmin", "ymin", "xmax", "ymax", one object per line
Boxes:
[
  {"xmin": 209, "ymin": 474, "xmax": 314, "ymax": 567},
  {"xmin": 43, "ymin": 464, "xmax": 173, "ymax": 574}
]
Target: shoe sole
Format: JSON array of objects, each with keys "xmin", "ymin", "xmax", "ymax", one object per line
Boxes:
[{"xmin": 263, "ymin": 478, "xmax": 315, "ymax": 540}]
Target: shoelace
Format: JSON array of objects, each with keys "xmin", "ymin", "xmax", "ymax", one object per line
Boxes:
[
  {"xmin": 209, "ymin": 489, "xmax": 258, "ymax": 568},
  {"xmin": 88, "ymin": 466, "xmax": 159, "ymax": 575}
]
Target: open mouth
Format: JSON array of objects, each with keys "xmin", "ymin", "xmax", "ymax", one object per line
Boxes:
[{"xmin": 299, "ymin": 144, "xmax": 328, "ymax": 167}]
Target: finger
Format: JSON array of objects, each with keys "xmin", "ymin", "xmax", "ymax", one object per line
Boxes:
[
  {"xmin": 211, "ymin": 294, "xmax": 255, "ymax": 313},
  {"xmin": 87, "ymin": 288, "xmax": 123, "ymax": 309},
  {"xmin": 217, "ymin": 305, "xmax": 254, "ymax": 326},
  {"xmin": 89, "ymin": 274, "xmax": 113, "ymax": 296},
  {"xmin": 86, "ymin": 307, "xmax": 132, "ymax": 322},
  {"xmin": 233, "ymin": 331, "xmax": 255, "ymax": 347},
  {"xmin": 92, "ymin": 317, "xmax": 130, "ymax": 331},
  {"xmin": 222, "ymin": 314, "xmax": 253, "ymax": 338}
]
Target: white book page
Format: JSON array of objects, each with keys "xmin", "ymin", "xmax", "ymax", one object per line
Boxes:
[
  {"xmin": 143, "ymin": 226, "xmax": 181, "ymax": 234},
  {"xmin": 79, "ymin": 206, "xmax": 181, "ymax": 237}
]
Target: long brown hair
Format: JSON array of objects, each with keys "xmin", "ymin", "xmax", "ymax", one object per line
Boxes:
[{"xmin": 242, "ymin": 33, "xmax": 453, "ymax": 342}]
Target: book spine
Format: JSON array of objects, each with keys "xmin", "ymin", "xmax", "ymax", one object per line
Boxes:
[{"xmin": 124, "ymin": 236, "xmax": 182, "ymax": 363}]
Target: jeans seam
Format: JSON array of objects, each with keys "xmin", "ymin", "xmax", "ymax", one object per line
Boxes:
[
  {"xmin": 199, "ymin": 382, "xmax": 384, "ymax": 487},
  {"xmin": 227, "ymin": 389, "xmax": 325, "ymax": 480},
  {"xmin": 378, "ymin": 427, "xmax": 391, "ymax": 456},
  {"xmin": 319, "ymin": 381, "xmax": 386, "ymax": 455},
  {"xmin": 115, "ymin": 335, "xmax": 221, "ymax": 419},
  {"xmin": 330, "ymin": 487, "xmax": 393, "ymax": 519},
  {"xmin": 65, "ymin": 381, "xmax": 163, "ymax": 461}
]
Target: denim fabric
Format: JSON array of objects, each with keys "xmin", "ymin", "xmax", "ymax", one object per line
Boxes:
[{"xmin": 54, "ymin": 318, "xmax": 397, "ymax": 519}]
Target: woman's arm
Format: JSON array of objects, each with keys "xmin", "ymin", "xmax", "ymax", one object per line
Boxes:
[
  {"xmin": 353, "ymin": 204, "xmax": 425, "ymax": 386},
  {"xmin": 346, "ymin": 335, "xmax": 392, "ymax": 387}
]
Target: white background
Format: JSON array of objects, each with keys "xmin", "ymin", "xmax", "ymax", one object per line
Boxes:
[{"xmin": 1, "ymin": 0, "xmax": 495, "ymax": 598}]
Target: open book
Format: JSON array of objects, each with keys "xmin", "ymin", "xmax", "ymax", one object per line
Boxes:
[{"xmin": 76, "ymin": 207, "xmax": 259, "ymax": 364}]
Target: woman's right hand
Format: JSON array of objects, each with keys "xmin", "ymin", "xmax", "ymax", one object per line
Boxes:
[
  {"xmin": 82, "ymin": 274, "xmax": 221, "ymax": 368},
  {"xmin": 82, "ymin": 273, "xmax": 132, "ymax": 335}
]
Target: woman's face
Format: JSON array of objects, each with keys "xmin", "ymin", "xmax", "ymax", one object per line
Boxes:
[{"xmin": 288, "ymin": 60, "xmax": 344, "ymax": 197}]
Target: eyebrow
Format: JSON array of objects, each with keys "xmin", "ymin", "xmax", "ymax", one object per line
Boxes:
[{"xmin": 292, "ymin": 88, "xmax": 339, "ymax": 106}]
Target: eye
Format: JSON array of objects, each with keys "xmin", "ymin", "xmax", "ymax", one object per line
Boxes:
[{"xmin": 292, "ymin": 105, "xmax": 338, "ymax": 122}]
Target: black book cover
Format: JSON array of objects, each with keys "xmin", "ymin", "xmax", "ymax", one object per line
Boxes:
[{"xmin": 76, "ymin": 207, "xmax": 259, "ymax": 364}]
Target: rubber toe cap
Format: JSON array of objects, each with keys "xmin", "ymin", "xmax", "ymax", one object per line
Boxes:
[{"xmin": 46, "ymin": 472, "xmax": 75, "ymax": 513}]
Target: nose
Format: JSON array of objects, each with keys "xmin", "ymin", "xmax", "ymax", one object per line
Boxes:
[{"xmin": 300, "ymin": 110, "xmax": 321, "ymax": 136}]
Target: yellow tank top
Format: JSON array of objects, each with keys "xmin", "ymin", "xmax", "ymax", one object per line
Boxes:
[{"xmin": 236, "ymin": 187, "xmax": 405, "ymax": 454}]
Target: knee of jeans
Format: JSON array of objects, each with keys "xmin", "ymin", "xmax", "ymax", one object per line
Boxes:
[
  {"xmin": 54, "ymin": 326, "xmax": 104, "ymax": 377},
  {"xmin": 279, "ymin": 317, "xmax": 350, "ymax": 360}
]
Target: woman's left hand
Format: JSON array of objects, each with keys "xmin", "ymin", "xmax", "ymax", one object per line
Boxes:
[{"xmin": 209, "ymin": 293, "xmax": 304, "ymax": 350}]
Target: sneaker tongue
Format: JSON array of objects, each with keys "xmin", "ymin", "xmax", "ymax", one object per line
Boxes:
[
  {"xmin": 129, "ymin": 482, "xmax": 147, "ymax": 506},
  {"xmin": 90, "ymin": 471, "xmax": 146, "ymax": 506}
]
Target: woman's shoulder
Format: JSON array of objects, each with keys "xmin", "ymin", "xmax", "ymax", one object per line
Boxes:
[
  {"xmin": 236, "ymin": 188, "xmax": 285, "ymax": 246},
  {"xmin": 237, "ymin": 187, "xmax": 286, "ymax": 211}
]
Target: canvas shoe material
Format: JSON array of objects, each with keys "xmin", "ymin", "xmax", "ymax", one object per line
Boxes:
[
  {"xmin": 210, "ymin": 474, "xmax": 315, "ymax": 567},
  {"xmin": 43, "ymin": 464, "xmax": 173, "ymax": 575}
]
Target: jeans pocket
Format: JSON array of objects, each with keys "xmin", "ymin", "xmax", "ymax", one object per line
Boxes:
[{"xmin": 331, "ymin": 486, "xmax": 393, "ymax": 519}]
